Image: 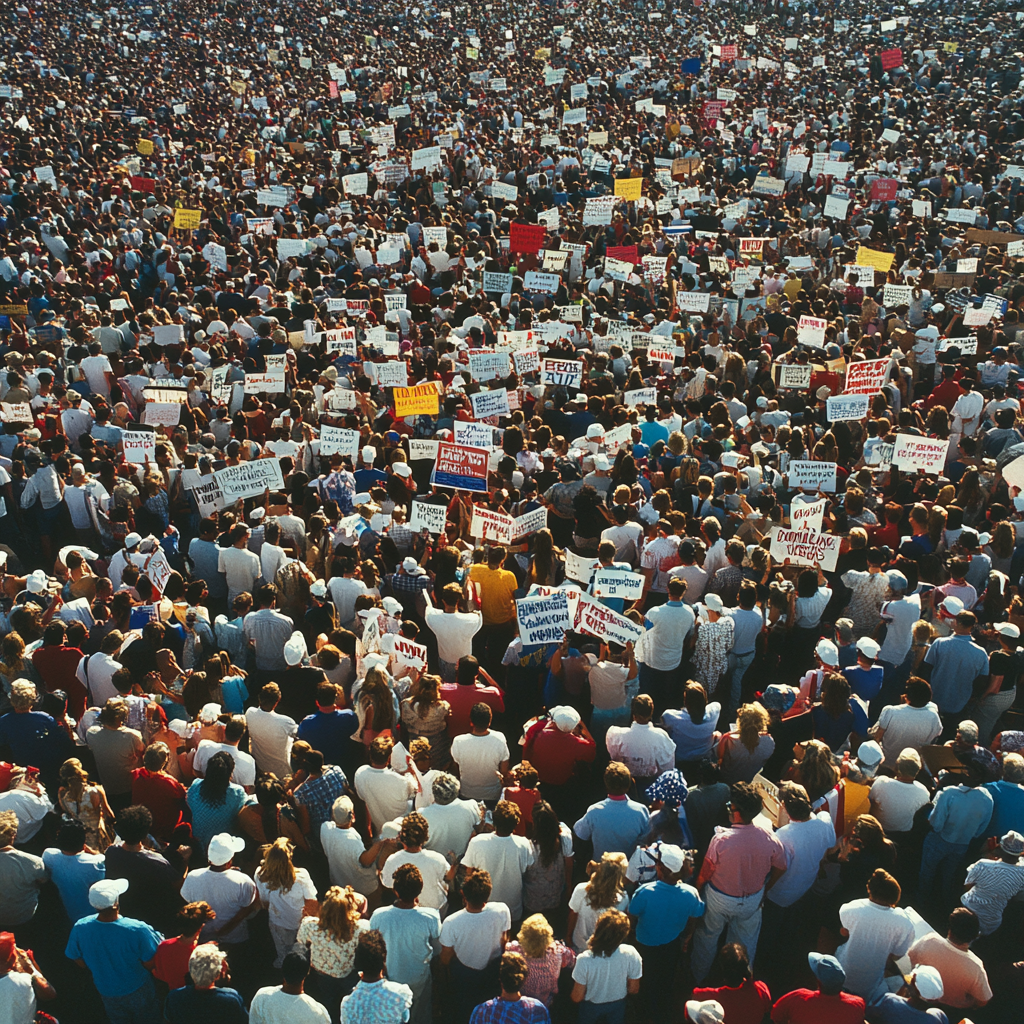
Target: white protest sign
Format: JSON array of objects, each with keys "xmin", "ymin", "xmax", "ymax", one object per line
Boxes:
[
  {"xmin": 565, "ymin": 550, "xmax": 600, "ymax": 585},
  {"xmin": 512, "ymin": 349, "xmax": 540, "ymax": 375},
  {"xmin": 592, "ymin": 569, "xmax": 644, "ymax": 602},
  {"xmin": 540, "ymin": 359, "xmax": 583, "ymax": 389},
  {"xmin": 215, "ymin": 459, "xmax": 285, "ymax": 502},
  {"xmin": 408, "ymin": 439, "xmax": 439, "ymax": 462},
  {"xmin": 512, "ymin": 506, "xmax": 548, "ymax": 541},
  {"xmin": 318, "ymin": 426, "xmax": 361, "ymax": 460},
  {"xmin": 797, "ymin": 316, "xmax": 828, "ymax": 347},
  {"xmin": 123, "ymin": 431, "xmax": 156, "ymax": 464},
  {"xmin": 516, "ymin": 591, "xmax": 572, "ymax": 647},
  {"xmin": 791, "ymin": 497, "xmax": 827, "ymax": 534},
  {"xmin": 883, "ymin": 284, "xmax": 914, "ymax": 307},
  {"xmin": 937, "ymin": 337, "xmax": 978, "ymax": 354},
  {"xmin": 470, "ymin": 388, "xmax": 511, "ymax": 420},
  {"xmin": 624, "ymin": 387, "xmax": 657, "ymax": 408},
  {"xmin": 143, "ymin": 402, "xmax": 181, "ymax": 427},
  {"xmin": 769, "ymin": 526, "xmax": 842, "ymax": 572},
  {"xmin": 890, "ymin": 435, "xmax": 949, "ymax": 475},
  {"xmin": 393, "ymin": 635, "xmax": 428, "ymax": 670},
  {"xmin": 192, "ymin": 475, "xmax": 226, "ymax": 518},
  {"xmin": 152, "ymin": 324, "xmax": 184, "ymax": 346},
  {"xmin": 370, "ymin": 361, "xmax": 409, "ymax": 387},
  {"xmin": 575, "ymin": 595, "xmax": 644, "ymax": 646},
  {"xmin": 468, "ymin": 350, "xmax": 511, "ymax": 382},
  {"xmin": 788, "ymin": 461, "xmax": 838, "ymax": 492},
  {"xmin": 453, "ymin": 421, "xmax": 496, "ymax": 449},
  {"xmin": 470, "ymin": 507, "xmax": 514, "ymax": 543},
  {"xmin": 144, "ymin": 548, "xmax": 174, "ymax": 594},
  {"xmin": 409, "ymin": 501, "xmax": 448, "ymax": 534},
  {"xmin": 483, "ymin": 271, "xmax": 514, "ymax": 293},
  {"xmin": 778, "ymin": 364, "xmax": 811, "ymax": 389},
  {"xmin": 1001, "ymin": 455, "xmax": 1024, "ymax": 496},
  {"xmin": 826, "ymin": 394, "xmax": 870, "ymax": 421},
  {"xmin": 244, "ymin": 371, "xmax": 286, "ymax": 394}
]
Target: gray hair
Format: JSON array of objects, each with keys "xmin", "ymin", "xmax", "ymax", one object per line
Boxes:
[
  {"xmin": 332, "ymin": 795, "xmax": 355, "ymax": 826},
  {"xmin": 958, "ymin": 720, "xmax": 979, "ymax": 745},
  {"xmin": 1003, "ymin": 753, "xmax": 1024, "ymax": 785},
  {"xmin": 188, "ymin": 943, "xmax": 226, "ymax": 987}
]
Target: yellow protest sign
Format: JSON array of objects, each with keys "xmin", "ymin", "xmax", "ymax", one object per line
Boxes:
[
  {"xmin": 394, "ymin": 384, "xmax": 441, "ymax": 418},
  {"xmin": 614, "ymin": 176, "xmax": 644, "ymax": 202},
  {"xmin": 855, "ymin": 246, "xmax": 895, "ymax": 273},
  {"xmin": 137, "ymin": 139, "xmax": 153, "ymax": 155},
  {"xmin": 943, "ymin": 41, "xmax": 957, "ymax": 53},
  {"xmin": 466, "ymin": 47, "xmax": 479, "ymax": 59},
  {"xmin": 174, "ymin": 208, "xmax": 202, "ymax": 230}
]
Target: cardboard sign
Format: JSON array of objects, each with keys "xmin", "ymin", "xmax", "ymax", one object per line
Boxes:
[
  {"xmin": 575, "ymin": 594, "xmax": 644, "ymax": 646},
  {"xmin": 826, "ymin": 394, "xmax": 870, "ymax": 421},
  {"xmin": 565, "ymin": 550, "xmax": 600, "ymax": 585},
  {"xmin": 152, "ymin": 324, "xmax": 184, "ymax": 346},
  {"xmin": 0, "ymin": 403, "xmax": 33, "ymax": 423},
  {"xmin": 468, "ymin": 350, "xmax": 511, "ymax": 382},
  {"xmin": 613, "ymin": 177, "xmax": 644, "ymax": 202},
  {"xmin": 409, "ymin": 500, "xmax": 448, "ymax": 534},
  {"xmin": 123, "ymin": 431, "xmax": 156, "ymax": 464},
  {"xmin": 144, "ymin": 548, "xmax": 173, "ymax": 594},
  {"xmin": 512, "ymin": 506, "xmax": 548, "ymax": 541},
  {"xmin": 369, "ymin": 361, "xmax": 409, "ymax": 388},
  {"xmin": 540, "ymin": 359, "xmax": 583, "ymax": 389},
  {"xmin": 215, "ymin": 458, "xmax": 285, "ymax": 503},
  {"xmin": 394, "ymin": 384, "xmax": 440, "ymax": 418},
  {"xmin": 890, "ymin": 434, "xmax": 950, "ymax": 475},
  {"xmin": 778, "ymin": 364, "xmax": 812, "ymax": 389},
  {"xmin": 624, "ymin": 387, "xmax": 657, "ymax": 408},
  {"xmin": 844, "ymin": 357, "xmax": 891, "ymax": 395},
  {"xmin": 318, "ymin": 426, "xmax": 361, "ymax": 460},
  {"xmin": 516, "ymin": 591, "xmax": 572, "ymax": 647},
  {"xmin": 393, "ymin": 635, "xmax": 428, "ymax": 669},
  {"xmin": 797, "ymin": 316, "xmax": 828, "ymax": 347},
  {"xmin": 431, "ymin": 443, "xmax": 490, "ymax": 492},
  {"xmin": 592, "ymin": 569, "xmax": 644, "ymax": 601},
  {"xmin": 470, "ymin": 388, "xmax": 511, "ymax": 419},
  {"xmin": 769, "ymin": 526, "xmax": 842, "ymax": 572},
  {"xmin": 791, "ymin": 498, "xmax": 826, "ymax": 534},
  {"xmin": 143, "ymin": 402, "xmax": 181, "ymax": 427},
  {"xmin": 173, "ymin": 208, "xmax": 201, "ymax": 230},
  {"xmin": 470, "ymin": 507, "xmax": 514, "ymax": 543},
  {"xmin": 788, "ymin": 461, "xmax": 838, "ymax": 492}
]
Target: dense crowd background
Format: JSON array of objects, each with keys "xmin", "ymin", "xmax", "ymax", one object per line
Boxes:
[{"xmin": 0, "ymin": 0, "xmax": 1023, "ymax": 1021}]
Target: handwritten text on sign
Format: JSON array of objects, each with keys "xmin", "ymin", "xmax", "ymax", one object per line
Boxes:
[
  {"xmin": 788, "ymin": 461, "xmax": 837, "ymax": 492},
  {"xmin": 470, "ymin": 388, "xmax": 511, "ymax": 420},
  {"xmin": 470, "ymin": 507, "xmax": 514, "ymax": 544},
  {"xmin": 431, "ymin": 442, "xmax": 490, "ymax": 492},
  {"xmin": 890, "ymin": 435, "xmax": 949, "ymax": 475},
  {"xmin": 215, "ymin": 458, "xmax": 285, "ymax": 503},
  {"xmin": 517, "ymin": 591, "xmax": 572, "ymax": 646},
  {"xmin": 826, "ymin": 394, "xmax": 870, "ymax": 422},
  {"xmin": 575, "ymin": 595, "xmax": 644, "ymax": 647},
  {"xmin": 769, "ymin": 527, "xmax": 841, "ymax": 572},
  {"xmin": 123, "ymin": 431, "xmax": 156, "ymax": 464},
  {"xmin": 592, "ymin": 569, "xmax": 644, "ymax": 601},
  {"xmin": 778, "ymin": 364, "xmax": 811, "ymax": 389},
  {"xmin": 409, "ymin": 501, "xmax": 448, "ymax": 535},
  {"xmin": 844, "ymin": 357, "xmax": 890, "ymax": 395},
  {"xmin": 791, "ymin": 497, "xmax": 826, "ymax": 534},
  {"xmin": 540, "ymin": 359, "xmax": 583, "ymax": 389}
]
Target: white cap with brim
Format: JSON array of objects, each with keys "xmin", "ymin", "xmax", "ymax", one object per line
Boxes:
[
  {"xmin": 685, "ymin": 1000, "xmax": 725, "ymax": 1024},
  {"xmin": 657, "ymin": 843, "xmax": 687, "ymax": 874},
  {"xmin": 198, "ymin": 702, "xmax": 222, "ymax": 724},
  {"xmin": 815, "ymin": 638, "xmax": 840, "ymax": 666},
  {"xmin": 942, "ymin": 596, "xmax": 964, "ymax": 616},
  {"xmin": 207, "ymin": 833, "xmax": 246, "ymax": 866},
  {"xmin": 284, "ymin": 631, "xmax": 307, "ymax": 666},
  {"xmin": 89, "ymin": 877, "xmax": 129, "ymax": 909},
  {"xmin": 125, "ymin": 532, "xmax": 142, "ymax": 549},
  {"xmin": 908, "ymin": 966, "xmax": 944, "ymax": 1001},
  {"xmin": 26, "ymin": 569, "xmax": 49, "ymax": 594},
  {"xmin": 856, "ymin": 637, "xmax": 881, "ymax": 659},
  {"xmin": 550, "ymin": 705, "xmax": 581, "ymax": 732},
  {"xmin": 311, "ymin": 579, "xmax": 328, "ymax": 598}
]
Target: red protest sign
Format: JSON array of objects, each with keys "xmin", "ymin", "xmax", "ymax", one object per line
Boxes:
[
  {"xmin": 844, "ymin": 357, "xmax": 891, "ymax": 395},
  {"xmin": 606, "ymin": 245, "xmax": 639, "ymax": 265},
  {"xmin": 871, "ymin": 178, "xmax": 898, "ymax": 202},
  {"xmin": 130, "ymin": 176, "xmax": 156, "ymax": 193},
  {"xmin": 329, "ymin": 81, "xmax": 339, "ymax": 99},
  {"xmin": 880, "ymin": 49, "xmax": 903, "ymax": 70},
  {"xmin": 509, "ymin": 223, "xmax": 546, "ymax": 254},
  {"xmin": 431, "ymin": 442, "xmax": 490, "ymax": 492},
  {"xmin": 701, "ymin": 100, "xmax": 726, "ymax": 128},
  {"xmin": 720, "ymin": 45, "xmax": 738, "ymax": 60}
]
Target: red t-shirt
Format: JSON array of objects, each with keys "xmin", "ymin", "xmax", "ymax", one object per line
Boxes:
[
  {"xmin": 693, "ymin": 980, "xmax": 772, "ymax": 1024},
  {"xmin": 151, "ymin": 935, "xmax": 197, "ymax": 990},
  {"xmin": 440, "ymin": 683, "xmax": 505, "ymax": 737},
  {"xmin": 131, "ymin": 768, "xmax": 187, "ymax": 840},
  {"xmin": 501, "ymin": 785, "xmax": 542, "ymax": 836},
  {"xmin": 522, "ymin": 719, "xmax": 596, "ymax": 786},
  {"xmin": 771, "ymin": 988, "xmax": 866, "ymax": 1024},
  {"xmin": 31, "ymin": 645, "xmax": 89, "ymax": 719}
]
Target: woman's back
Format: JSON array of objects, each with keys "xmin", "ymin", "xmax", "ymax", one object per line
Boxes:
[{"xmin": 719, "ymin": 732, "xmax": 774, "ymax": 784}]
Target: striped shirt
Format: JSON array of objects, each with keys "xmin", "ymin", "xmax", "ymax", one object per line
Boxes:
[{"xmin": 961, "ymin": 857, "xmax": 1024, "ymax": 935}]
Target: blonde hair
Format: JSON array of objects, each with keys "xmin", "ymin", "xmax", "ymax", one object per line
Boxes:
[
  {"xmin": 585, "ymin": 852, "xmax": 627, "ymax": 910},
  {"xmin": 10, "ymin": 679, "xmax": 37, "ymax": 712},
  {"xmin": 316, "ymin": 886, "xmax": 363, "ymax": 944},
  {"xmin": 257, "ymin": 837, "xmax": 297, "ymax": 893},
  {"xmin": 0, "ymin": 810, "xmax": 18, "ymax": 846},
  {"xmin": 737, "ymin": 703, "xmax": 769, "ymax": 752},
  {"xmin": 59, "ymin": 758, "xmax": 90, "ymax": 802},
  {"xmin": 517, "ymin": 913, "xmax": 554, "ymax": 959}
]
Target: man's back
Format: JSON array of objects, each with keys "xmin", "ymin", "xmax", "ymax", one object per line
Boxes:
[
  {"xmin": 353, "ymin": 766, "xmax": 414, "ymax": 833},
  {"xmin": 251, "ymin": 985, "xmax": 330, "ymax": 1024},
  {"xmin": 246, "ymin": 707, "xmax": 298, "ymax": 778},
  {"xmin": 341, "ymin": 978, "xmax": 413, "ymax": 1024},
  {"xmin": 574, "ymin": 797, "xmax": 650, "ymax": 859},
  {"xmin": 369, "ymin": 903, "xmax": 442, "ymax": 985}
]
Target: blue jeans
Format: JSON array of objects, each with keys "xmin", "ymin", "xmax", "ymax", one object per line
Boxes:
[
  {"xmin": 725, "ymin": 650, "xmax": 756, "ymax": 716},
  {"xmin": 101, "ymin": 979, "xmax": 161, "ymax": 1024},
  {"xmin": 577, "ymin": 998, "xmax": 627, "ymax": 1024},
  {"xmin": 918, "ymin": 830, "xmax": 969, "ymax": 904}
]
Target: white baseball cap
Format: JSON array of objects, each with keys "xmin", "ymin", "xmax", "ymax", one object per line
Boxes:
[
  {"xmin": 908, "ymin": 966, "xmax": 944, "ymax": 1001},
  {"xmin": 657, "ymin": 843, "xmax": 687, "ymax": 874},
  {"xmin": 310, "ymin": 579, "xmax": 328, "ymax": 598},
  {"xmin": 207, "ymin": 833, "xmax": 246, "ymax": 866},
  {"xmin": 361, "ymin": 445, "xmax": 376, "ymax": 462},
  {"xmin": 284, "ymin": 631, "xmax": 308, "ymax": 666},
  {"xmin": 26, "ymin": 569, "xmax": 49, "ymax": 594},
  {"xmin": 815, "ymin": 638, "xmax": 840, "ymax": 666},
  {"xmin": 89, "ymin": 877, "xmax": 129, "ymax": 909},
  {"xmin": 392, "ymin": 462, "xmax": 413, "ymax": 478},
  {"xmin": 995, "ymin": 622, "xmax": 1021, "ymax": 638},
  {"xmin": 550, "ymin": 705, "xmax": 581, "ymax": 732},
  {"xmin": 856, "ymin": 637, "xmax": 881, "ymax": 660},
  {"xmin": 198, "ymin": 702, "xmax": 222, "ymax": 724}
]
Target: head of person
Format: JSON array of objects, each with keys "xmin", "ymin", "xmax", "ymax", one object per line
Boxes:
[
  {"xmin": 257, "ymin": 837, "xmax": 297, "ymax": 892},
  {"xmin": 188, "ymin": 943, "xmax": 227, "ymax": 989},
  {"xmin": 457, "ymin": 655, "xmax": 481, "ymax": 686},
  {"xmin": 259, "ymin": 682, "xmax": 282, "ymax": 711},
  {"xmin": 866, "ymin": 867, "xmax": 901, "ymax": 907},
  {"xmin": 728, "ymin": 782, "xmax": 763, "ymax": 824},
  {"xmin": 281, "ymin": 950, "xmax": 310, "ymax": 988},
  {"xmin": 779, "ymin": 781, "xmax": 812, "ymax": 822},
  {"xmin": 588, "ymin": 909, "xmax": 630, "ymax": 958},
  {"xmin": 469, "ymin": 702, "xmax": 492, "ymax": 733},
  {"xmin": 807, "ymin": 952, "xmax": 846, "ymax": 997},
  {"xmin": 331, "ymin": 795, "xmax": 356, "ymax": 827},
  {"xmin": 461, "ymin": 867, "xmax": 492, "ymax": 909},
  {"xmin": 492, "ymin": 800, "xmax": 520, "ymax": 838},
  {"xmin": 947, "ymin": 907, "xmax": 981, "ymax": 947},
  {"xmin": 398, "ymin": 811, "xmax": 430, "ymax": 850},
  {"xmin": 904, "ymin": 676, "xmax": 932, "ymax": 708},
  {"xmin": 318, "ymin": 885, "xmax": 364, "ymax": 944},
  {"xmin": 56, "ymin": 818, "xmax": 87, "ymax": 854},
  {"xmin": 736, "ymin": 702, "xmax": 769, "ymax": 751},
  {"xmin": 516, "ymin": 914, "xmax": 555, "ymax": 960},
  {"xmin": 604, "ymin": 760, "xmax": 632, "ymax": 797},
  {"xmin": 115, "ymin": 804, "xmax": 153, "ymax": 845},
  {"xmin": 717, "ymin": 942, "xmax": 753, "ymax": 988},
  {"xmin": 497, "ymin": 951, "xmax": 530, "ymax": 996},
  {"xmin": 177, "ymin": 901, "xmax": 216, "ymax": 938},
  {"xmin": 392, "ymin": 863, "xmax": 424, "ymax": 905},
  {"xmin": 353, "ymin": 930, "xmax": 387, "ymax": 980}
]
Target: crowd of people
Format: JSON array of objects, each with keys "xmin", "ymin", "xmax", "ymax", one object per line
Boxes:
[{"xmin": 0, "ymin": 0, "xmax": 1024, "ymax": 1021}]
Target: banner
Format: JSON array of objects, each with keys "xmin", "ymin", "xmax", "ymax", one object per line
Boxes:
[
  {"xmin": 431, "ymin": 443, "xmax": 490, "ymax": 492},
  {"xmin": 470, "ymin": 388, "xmax": 511, "ymax": 419},
  {"xmin": 788, "ymin": 461, "xmax": 838, "ymax": 492},
  {"xmin": 844, "ymin": 357, "xmax": 890, "ymax": 395},
  {"xmin": 516, "ymin": 591, "xmax": 572, "ymax": 647},
  {"xmin": 540, "ymin": 359, "xmax": 583, "ymax": 389},
  {"xmin": 215, "ymin": 458, "xmax": 285, "ymax": 503},
  {"xmin": 826, "ymin": 394, "xmax": 870, "ymax": 421},
  {"xmin": 318, "ymin": 425, "xmax": 361, "ymax": 460},
  {"xmin": 394, "ymin": 384, "xmax": 440, "ymax": 417},
  {"xmin": 890, "ymin": 434, "xmax": 950, "ymax": 475},
  {"xmin": 791, "ymin": 498, "xmax": 826, "ymax": 534},
  {"xmin": 409, "ymin": 500, "xmax": 448, "ymax": 534},
  {"xmin": 769, "ymin": 526, "xmax": 841, "ymax": 572}
]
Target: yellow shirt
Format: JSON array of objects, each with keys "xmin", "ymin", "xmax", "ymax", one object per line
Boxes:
[{"xmin": 468, "ymin": 564, "xmax": 518, "ymax": 625}]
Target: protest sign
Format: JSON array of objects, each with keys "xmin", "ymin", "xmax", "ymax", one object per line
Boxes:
[
  {"xmin": 777, "ymin": 364, "xmax": 811, "ymax": 389},
  {"xmin": 244, "ymin": 371, "xmax": 286, "ymax": 394},
  {"xmin": 145, "ymin": 548, "xmax": 173, "ymax": 594},
  {"xmin": 173, "ymin": 208, "xmax": 201, "ymax": 230},
  {"xmin": 540, "ymin": 359, "xmax": 583, "ymax": 389},
  {"xmin": 603, "ymin": 423, "xmax": 634, "ymax": 455},
  {"xmin": 512, "ymin": 506, "xmax": 548, "ymax": 541},
  {"xmin": 143, "ymin": 402, "xmax": 181, "ymax": 427},
  {"xmin": 408, "ymin": 439, "xmax": 439, "ymax": 461},
  {"xmin": 769, "ymin": 526, "xmax": 842, "ymax": 572},
  {"xmin": 788, "ymin": 461, "xmax": 838, "ymax": 492},
  {"xmin": 512, "ymin": 348, "xmax": 540, "ymax": 375},
  {"xmin": 791, "ymin": 498, "xmax": 826, "ymax": 534},
  {"xmin": 826, "ymin": 394, "xmax": 870, "ymax": 421},
  {"xmin": 509, "ymin": 223, "xmax": 546, "ymax": 253},
  {"xmin": 1001, "ymin": 455, "xmax": 1024, "ymax": 496},
  {"xmin": 409, "ymin": 501, "xmax": 448, "ymax": 534},
  {"xmin": 318, "ymin": 426, "xmax": 360, "ymax": 460},
  {"xmin": 865, "ymin": 443, "xmax": 895, "ymax": 471},
  {"xmin": 393, "ymin": 636, "xmax": 428, "ymax": 669},
  {"xmin": 883, "ymin": 284, "xmax": 914, "ymax": 307},
  {"xmin": 453, "ymin": 422, "xmax": 496, "ymax": 448},
  {"xmin": 517, "ymin": 591, "xmax": 572, "ymax": 647},
  {"xmin": 470, "ymin": 388, "xmax": 511, "ymax": 419},
  {"xmin": 468, "ymin": 350, "xmax": 511, "ymax": 382},
  {"xmin": 592, "ymin": 569, "xmax": 644, "ymax": 602},
  {"xmin": 152, "ymin": 324, "xmax": 184, "ymax": 346},
  {"xmin": 216, "ymin": 458, "xmax": 285, "ymax": 502},
  {"xmin": 123, "ymin": 431, "xmax": 156, "ymax": 464},
  {"xmin": 890, "ymin": 435, "xmax": 950, "ymax": 474},
  {"xmin": 844, "ymin": 357, "xmax": 891, "ymax": 394},
  {"xmin": 394, "ymin": 384, "xmax": 440, "ymax": 417},
  {"xmin": 855, "ymin": 247, "xmax": 895, "ymax": 273},
  {"xmin": 797, "ymin": 316, "xmax": 827, "ymax": 346},
  {"xmin": 564, "ymin": 550, "xmax": 600, "ymax": 585},
  {"xmin": 523, "ymin": 271, "xmax": 561, "ymax": 293},
  {"xmin": 0, "ymin": 403, "xmax": 32, "ymax": 423},
  {"xmin": 370, "ymin": 361, "xmax": 409, "ymax": 387},
  {"xmin": 880, "ymin": 48, "xmax": 903, "ymax": 70},
  {"xmin": 470, "ymin": 507, "xmax": 514, "ymax": 543},
  {"xmin": 575, "ymin": 595, "xmax": 644, "ymax": 646},
  {"xmin": 191, "ymin": 475, "xmax": 226, "ymax": 518},
  {"xmin": 431, "ymin": 443, "xmax": 490, "ymax": 492},
  {"xmin": 624, "ymin": 387, "xmax": 658, "ymax": 408},
  {"xmin": 937, "ymin": 337, "xmax": 978, "ymax": 354},
  {"xmin": 483, "ymin": 271, "xmax": 514, "ymax": 293},
  {"xmin": 614, "ymin": 177, "xmax": 644, "ymax": 201}
]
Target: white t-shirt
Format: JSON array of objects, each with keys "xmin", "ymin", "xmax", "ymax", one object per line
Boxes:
[
  {"xmin": 875, "ymin": 702, "xmax": 942, "ymax": 765},
  {"xmin": 76, "ymin": 652, "xmax": 121, "ymax": 706},
  {"xmin": 571, "ymin": 944, "xmax": 643, "ymax": 1004},
  {"xmin": 767, "ymin": 813, "xmax": 836, "ymax": 908},
  {"xmin": 353, "ymin": 766, "xmax": 416, "ymax": 835},
  {"xmin": 605, "ymin": 722, "xmax": 677, "ymax": 779},
  {"xmin": 320, "ymin": 822, "xmax": 380, "ymax": 897},
  {"xmin": 81, "ymin": 354, "xmax": 113, "ymax": 396},
  {"xmin": 181, "ymin": 866, "xmax": 258, "ymax": 943},
  {"xmin": 568, "ymin": 882, "xmax": 631, "ymax": 952},
  {"xmin": 836, "ymin": 898, "xmax": 915, "ymax": 1002},
  {"xmin": 218, "ymin": 545, "xmax": 262, "ymax": 603},
  {"xmin": 450, "ymin": 731, "xmax": 509, "ymax": 801},
  {"xmin": 249, "ymin": 987, "xmax": 330, "ymax": 1024},
  {"xmin": 868, "ymin": 777, "xmax": 932, "ymax": 833},
  {"xmin": 439, "ymin": 903, "xmax": 512, "ymax": 970},
  {"xmin": 461, "ymin": 833, "xmax": 535, "ymax": 920},
  {"xmin": 643, "ymin": 602, "xmax": 695, "ymax": 671},
  {"xmin": 0, "ymin": 971, "xmax": 35, "ymax": 1024},
  {"xmin": 381, "ymin": 849, "xmax": 450, "ymax": 911},
  {"xmin": 193, "ymin": 740, "xmax": 257, "ymax": 788},
  {"xmin": 245, "ymin": 707, "xmax": 298, "ymax": 779},
  {"xmin": 255, "ymin": 865, "xmax": 318, "ymax": 930},
  {"xmin": 260, "ymin": 543, "xmax": 289, "ymax": 584},
  {"xmin": 420, "ymin": 799, "xmax": 482, "ymax": 859},
  {"xmin": 878, "ymin": 595, "xmax": 922, "ymax": 666},
  {"xmin": 424, "ymin": 607, "xmax": 483, "ymax": 665}
]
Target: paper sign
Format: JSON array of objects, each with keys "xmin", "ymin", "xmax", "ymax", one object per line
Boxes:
[
  {"xmin": 796, "ymin": 316, "xmax": 828, "ymax": 347},
  {"xmin": 778, "ymin": 364, "xmax": 812, "ymax": 389},
  {"xmin": 523, "ymin": 271, "xmax": 561, "ymax": 293},
  {"xmin": 1001, "ymin": 455, "xmax": 1024, "ymax": 496},
  {"xmin": 145, "ymin": 548, "xmax": 173, "ymax": 594},
  {"xmin": 370, "ymin": 361, "xmax": 409, "ymax": 388},
  {"xmin": 592, "ymin": 569, "xmax": 644, "ymax": 601},
  {"xmin": 826, "ymin": 394, "xmax": 870, "ymax": 421},
  {"xmin": 575, "ymin": 595, "xmax": 644, "ymax": 646},
  {"xmin": 791, "ymin": 498, "xmax": 826, "ymax": 534},
  {"xmin": 173, "ymin": 208, "xmax": 201, "ymax": 230},
  {"xmin": 470, "ymin": 388, "xmax": 511, "ymax": 419},
  {"xmin": 517, "ymin": 591, "xmax": 572, "ymax": 646},
  {"xmin": 143, "ymin": 402, "xmax": 181, "ymax": 427},
  {"xmin": 540, "ymin": 359, "xmax": 583, "ymax": 389},
  {"xmin": 470, "ymin": 507, "xmax": 514, "ymax": 543},
  {"xmin": 123, "ymin": 431, "xmax": 156, "ymax": 464},
  {"xmin": 565, "ymin": 550, "xmax": 600, "ymax": 584},
  {"xmin": 152, "ymin": 324, "xmax": 184, "ymax": 346},
  {"xmin": 453, "ymin": 422, "xmax": 496, "ymax": 449},
  {"xmin": 0, "ymin": 403, "xmax": 33, "ymax": 423},
  {"xmin": 319, "ymin": 425, "xmax": 361, "ymax": 460},
  {"xmin": 409, "ymin": 501, "xmax": 448, "ymax": 535},
  {"xmin": 394, "ymin": 384, "xmax": 440, "ymax": 417},
  {"xmin": 624, "ymin": 387, "xmax": 657, "ymax": 408},
  {"xmin": 844, "ymin": 357, "xmax": 891, "ymax": 395},
  {"xmin": 393, "ymin": 636, "xmax": 428, "ymax": 670},
  {"xmin": 469, "ymin": 351, "xmax": 511, "ymax": 382},
  {"xmin": 483, "ymin": 271, "xmax": 513, "ymax": 293},
  {"xmin": 614, "ymin": 177, "xmax": 644, "ymax": 202},
  {"xmin": 890, "ymin": 434, "xmax": 949, "ymax": 474},
  {"xmin": 509, "ymin": 223, "xmax": 546, "ymax": 254},
  {"xmin": 512, "ymin": 506, "xmax": 548, "ymax": 541},
  {"xmin": 883, "ymin": 284, "xmax": 913, "ymax": 307},
  {"xmin": 769, "ymin": 526, "xmax": 841, "ymax": 572},
  {"xmin": 855, "ymin": 247, "xmax": 895, "ymax": 273},
  {"xmin": 244, "ymin": 371, "xmax": 286, "ymax": 394},
  {"xmin": 215, "ymin": 459, "xmax": 285, "ymax": 503},
  {"xmin": 512, "ymin": 349, "xmax": 539, "ymax": 376},
  {"xmin": 431, "ymin": 443, "xmax": 490, "ymax": 492},
  {"xmin": 788, "ymin": 461, "xmax": 838, "ymax": 492}
]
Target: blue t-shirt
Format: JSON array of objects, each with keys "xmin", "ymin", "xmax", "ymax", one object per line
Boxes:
[
  {"xmin": 369, "ymin": 904, "xmax": 442, "ymax": 986},
  {"xmin": 985, "ymin": 779, "xmax": 1024, "ymax": 839},
  {"xmin": 165, "ymin": 984, "xmax": 249, "ymax": 1024},
  {"xmin": 629, "ymin": 879, "xmax": 705, "ymax": 946},
  {"xmin": 42, "ymin": 849, "xmax": 106, "ymax": 924},
  {"xmin": 65, "ymin": 915, "xmax": 162, "ymax": 997},
  {"xmin": 220, "ymin": 676, "xmax": 248, "ymax": 714},
  {"xmin": 573, "ymin": 797, "xmax": 650, "ymax": 860},
  {"xmin": 844, "ymin": 664, "xmax": 884, "ymax": 701},
  {"xmin": 297, "ymin": 709, "xmax": 359, "ymax": 760},
  {"xmin": 867, "ymin": 993, "xmax": 948, "ymax": 1024}
]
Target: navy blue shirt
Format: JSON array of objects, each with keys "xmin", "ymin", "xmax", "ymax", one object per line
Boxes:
[
  {"xmin": 297, "ymin": 709, "xmax": 358, "ymax": 763},
  {"xmin": 165, "ymin": 984, "xmax": 249, "ymax": 1024},
  {"xmin": 0, "ymin": 710, "xmax": 74, "ymax": 781}
]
